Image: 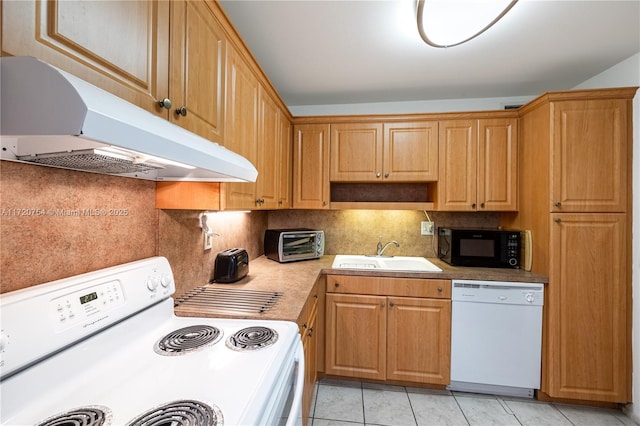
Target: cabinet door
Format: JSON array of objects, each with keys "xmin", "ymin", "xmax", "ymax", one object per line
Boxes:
[
  {"xmin": 223, "ymin": 45, "xmax": 259, "ymax": 209},
  {"xmin": 551, "ymin": 100, "xmax": 628, "ymax": 213},
  {"xmin": 256, "ymin": 87, "xmax": 280, "ymax": 209},
  {"xmin": 387, "ymin": 297, "xmax": 451, "ymax": 384},
  {"xmin": 330, "ymin": 123, "xmax": 383, "ymax": 182},
  {"xmin": 477, "ymin": 118, "xmax": 518, "ymax": 211},
  {"xmin": 325, "ymin": 293, "xmax": 386, "ymax": 380},
  {"xmin": 292, "ymin": 124, "xmax": 331, "ymax": 209},
  {"xmin": 2, "ymin": 0, "xmax": 169, "ymax": 116},
  {"xmin": 384, "ymin": 122, "xmax": 438, "ymax": 182},
  {"xmin": 438, "ymin": 120, "xmax": 477, "ymax": 211},
  {"xmin": 169, "ymin": 0, "xmax": 225, "ymax": 141},
  {"xmin": 546, "ymin": 213, "xmax": 628, "ymax": 402},
  {"xmin": 301, "ymin": 303, "xmax": 317, "ymax": 425},
  {"xmin": 277, "ymin": 115, "xmax": 293, "ymax": 208}
]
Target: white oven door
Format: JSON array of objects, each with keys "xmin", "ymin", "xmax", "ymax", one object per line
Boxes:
[{"xmin": 261, "ymin": 339, "xmax": 305, "ymax": 426}]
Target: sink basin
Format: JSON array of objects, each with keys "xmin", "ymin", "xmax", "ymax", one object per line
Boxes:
[{"xmin": 332, "ymin": 255, "xmax": 442, "ymax": 272}]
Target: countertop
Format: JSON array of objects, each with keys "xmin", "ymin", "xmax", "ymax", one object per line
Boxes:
[{"xmin": 174, "ymin": 255, "xmax": 548, "ymax": 323}]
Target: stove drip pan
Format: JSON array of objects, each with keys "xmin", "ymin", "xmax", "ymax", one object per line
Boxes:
[
  {"xmin": 126, "ymin": 400, "xmax": 223, "ymax": 426},
  {"xmin": 35, "ymin": 406, "xmax": 112, "ymax": 426},
  {"xmin": 226, "ymin": 326, "xmax": 278, "ymax": 351},
  {"xmin": 154, "ymin": 325, "xmax": 222, "ymax": 356}
]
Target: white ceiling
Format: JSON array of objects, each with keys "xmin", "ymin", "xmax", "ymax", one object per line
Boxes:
[{"xmin": 218, "ymin": 0, "xmax": 640, "ymax": 108}]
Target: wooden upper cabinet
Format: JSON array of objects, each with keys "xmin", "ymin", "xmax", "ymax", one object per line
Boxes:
[
  {"xmin": 277, "ymin": 115, "xmax": 293, "ymax": 209},
  {"xmin": 256, "ymin": 86, "xmax": 280, "ymax": 209},
  {"xmin": 438, "ymin": 118, "xmax": 517, "ymax": 211},
  {"xmin": 330, "ymin": 123, "xmax": 383, "ymax": 181},
  {"xmin": 2, "ymin": 0, "xmax": 170, "ymax": 116},
  {"xmin": 478, "ymin": 118, "xmax": 518, "ymax": 211},
  {"xmin": 384, "ymin": 121, "xmax": 439, "ymax": 181},
  {"xmin": 293, "ymin": 124, "xmax": 331, "ymax": 209},
  {"xmin": 223, "ymin": 44, "xmax": 259, "ymax": 210},
  {"xmin": 551, "ymin": 99, "xmax": 628, "ymax": 213},
  {"xmin": 438, "ymin": 120, "xmax": 477, "ymax": 211},
  {"xmin": 330, "ymin": 121, "xmax": 438, "ymax": 182},
  {"xmin": 169, "ymin": 0, "xmax": 225, "ymax": 141}
]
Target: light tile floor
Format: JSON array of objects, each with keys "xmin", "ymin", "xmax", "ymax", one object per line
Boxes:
[{"xmin": 310, "ymin": 379, "xmax": 639, "ymax": 426}]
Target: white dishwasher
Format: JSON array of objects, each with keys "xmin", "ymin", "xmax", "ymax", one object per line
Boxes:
[{"xmin": 448, "ymin": 280, "xmax": 544, "ymax": 398}]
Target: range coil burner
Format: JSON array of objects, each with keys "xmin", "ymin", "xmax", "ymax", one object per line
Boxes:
[
  {"xmin": 126, "ymin": 400, "xmax": 223, "ymax": 426},
  {"xmin": 154, "ymin": 325, "xmax": 222, "ymax": 356},
  {"xmin": 226, "ymin": 326, "xmax": 278, "ymax": 351},
  {"xmin": 36, "ymin": 406, "xmax": 112, "ymax": 426}
]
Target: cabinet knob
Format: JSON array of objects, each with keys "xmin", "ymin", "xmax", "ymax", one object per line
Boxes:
[
  {"xmin": 380, "ymin": 302, "xmax": 385, "ymax": 307},
  {"xmin": 335, "ymin": 282, "xmax": 340, "ymax": 288},
  {"xmin": 158, "ymin": 98, "xmax": 172, "ymax": 109},
  {"xmin": 176, "ymin": 106, "xmax": 188, "ymax": 116},
  {"xmin": 323, "ymin": 201, "xmax": 328, "ymax": 206},
  {"xmin": 376, "ymin": 172, "xmax": 381, "ymax": 178},
  {"xmin": 480, "ymin": 202, "xmax": 485, "ymax": 208},
  {"xmin": 554, "ymin": 202, "xmax": 562, "ymax": 208},
  {"xmin": 471, "ymin": 203, "xmax": 476, "ymax": 209},
  {"xmin": 438, "ymin": 287, "xmax": 443, "ymax": 293},
  {"xmin": 554, "ymin": 218, "xmax": 562, "ymax": 224},
  {"xmin": 389, "ymin": 301, "xmax": 395, "ymax": 307},
  {"xmin": 302, "ymin": 322, "xmax": 308, "ymax": 329},
  {"xmin": 384, "ymin": 172, "xmax": 389, "ymax": 178},
  {"xmin": 278, "ymin": 200, "xmax": 283, "ymax": 205}
]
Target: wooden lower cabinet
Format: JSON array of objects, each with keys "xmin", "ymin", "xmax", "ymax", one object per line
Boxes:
[
  {"xmin": 387, "ymin": 297, "xmax": 451, "ymax": 384},
  {"xmin": 298, "ymin": 277, "xmax": 322, "ymax": 426},
  {"xmin": 325, "ymin": 275, "xmax": 451, "ymax": 385},
  {"xmin": 325, "ymin": 293, "xmax": 387, "ymax": 380},
  {"xmin": 544, "ymin": 213, "xmax": 628, "ymax": 402}
]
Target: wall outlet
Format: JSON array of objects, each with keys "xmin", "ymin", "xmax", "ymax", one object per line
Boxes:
[
  {"xmin": 421, "ymin": 221, "xmax": 434, "ymax": 236},
  {"xmin": 203, "ymin": 232, "xmax": 213, "ymax": 250}
]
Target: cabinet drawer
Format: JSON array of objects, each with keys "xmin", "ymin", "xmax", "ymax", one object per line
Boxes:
[{"xmin": 326, "ymin": 275, "xmax": 450, "ymax": 299}]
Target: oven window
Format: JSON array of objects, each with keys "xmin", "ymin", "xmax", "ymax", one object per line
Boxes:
[{"xmin": 460, "ymin": 239, "xmax": 495, "ymax": 257}]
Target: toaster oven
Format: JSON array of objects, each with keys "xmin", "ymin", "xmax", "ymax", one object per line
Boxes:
[{"xmin": 264, "ymin": 229, "xmax": 324, "ymax": 263}]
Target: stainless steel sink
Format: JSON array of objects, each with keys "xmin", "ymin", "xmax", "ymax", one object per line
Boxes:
[{"xmin": 331, "ymin": 255, "xmax": 442, "ymax": 272}]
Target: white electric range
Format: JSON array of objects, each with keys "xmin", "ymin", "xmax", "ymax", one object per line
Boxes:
[{"xmin": 0, "ymin": 257, "xmax": 304, "ymax": 426}]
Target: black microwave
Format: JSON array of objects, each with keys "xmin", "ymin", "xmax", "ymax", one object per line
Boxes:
[{"xmin": 438, "ymin": 228, "xmax": 521, "ymax": 268}]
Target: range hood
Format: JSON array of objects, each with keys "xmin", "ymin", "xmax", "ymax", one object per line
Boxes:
[{"xmin": 0, "ymin": 56, "xmax": 258, "ymax": 182}]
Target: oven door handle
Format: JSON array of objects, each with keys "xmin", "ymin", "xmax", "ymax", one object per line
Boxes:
[{"xmin": 285, "ymin": 341, "xmax": 305, "ymax": 426}]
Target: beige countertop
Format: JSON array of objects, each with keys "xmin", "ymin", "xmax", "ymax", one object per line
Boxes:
[{"xmin": 174, "ymin": 255, "xmax": 548, "ymax": 323}]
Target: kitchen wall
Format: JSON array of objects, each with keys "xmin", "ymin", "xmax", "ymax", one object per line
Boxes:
[
  {"xmin": 0, "ymin": 161, "xmax": 157, "ymax": 293},
  {"xmin": 572, "ymin": 52, "xmax": 640, "ymax": 423}
]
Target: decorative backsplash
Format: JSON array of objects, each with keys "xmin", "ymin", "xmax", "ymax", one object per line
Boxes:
[
  {"xmin": 267, "ymin": 209, "xmax": 500, "ymax": 258},
  {"xmin": 2, "ymin": 160, "xmax": 500, "ymax": 296},
  {"xmin": 158, "ymin": 210, "xmax": 268, "ymax": 297},
  {"xmin": 0, "ymin": 161, "xmax": 157, "ymax": 293}
]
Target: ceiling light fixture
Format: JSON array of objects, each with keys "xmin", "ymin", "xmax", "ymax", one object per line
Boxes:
[{"xmin": 416, "ymin": 0, "xmax": 518, "ymax": 48}]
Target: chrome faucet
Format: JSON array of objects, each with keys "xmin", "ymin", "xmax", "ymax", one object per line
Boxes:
[{"xmin": 376, "ymin": 239, "xmax": 400, "ymax": 256}]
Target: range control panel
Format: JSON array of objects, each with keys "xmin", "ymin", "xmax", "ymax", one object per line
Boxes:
[
  {"xmin": 51, "ymin": 280, "xmax": 125, "ymax": 332},
  {"xmin": 0, "ymin": 257, "xmax": 175, "ymax": 379}
]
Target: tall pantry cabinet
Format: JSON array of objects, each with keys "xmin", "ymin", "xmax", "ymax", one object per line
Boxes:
[{"xmin": 502, "ymin": 87, "xmax": 637, "ymax": 403}]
